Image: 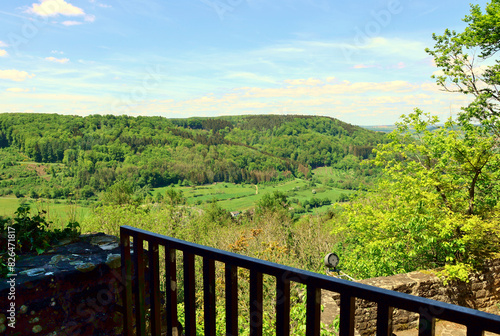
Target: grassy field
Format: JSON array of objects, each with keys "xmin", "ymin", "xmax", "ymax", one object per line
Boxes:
[
  {"xmin": 153, "ymin": 167, "xmax": 354, "ymax": 213},
  {"xmin": 0, "ymin": 196, "xmax": 91, "ymax": 228},
  {"xmin": 0, "ymin": 167, "xmax": 354, "ymax": 222}
]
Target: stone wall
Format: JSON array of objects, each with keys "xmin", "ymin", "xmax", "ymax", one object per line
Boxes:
[
  {"xmin": 0, "ymin": 233, "xmax": 124, "ymax": 336},
  {"xmin": 328, "ymin": 259, "xmax": 500, "ymax": 335}
]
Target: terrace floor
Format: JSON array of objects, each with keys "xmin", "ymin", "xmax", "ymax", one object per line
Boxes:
[{"xmin": 395, "ymin": 321, "xmax": 494, "ymax": 336}]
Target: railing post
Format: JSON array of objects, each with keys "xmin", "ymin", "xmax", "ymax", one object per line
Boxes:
[
  {"xmin": 226, "ymin": 264, "xmax": 239, "ymax": 336},
  {"xmin": 467, "ymin": 323, "xmax": 484, "ymax": 336},
  {"xmin": 133, "ymin": 235, "xmax": 146, "ymax": 336},
  {"xmin": 149, "ymin": 241, "xmax": 161, "ymax": 336},
  {"xmin": 376, "ymin": 302, "xmax": 393, "ymax": 336},
  {"xmin": 120, "ymin": 229, "xmax": 133, "ymax": 336},
  {"xmin": 467, "ymin": 329, "xmax": 484, "ymax": 336},
  {"xmin": 339, "ymin": 294, "xmax": 355, "ymax": 336},
  {"xmin": 249, "ymin": 270, "xmax": 263, "ymax": 336},
  {"xmin": 418, "ymin": 315, "xmax": 435, "ymax": 336},
  {"xmin": 203, "ymin": 258, "xmax": 216, "ymax": 336},
  {"xmin": 184, "ymin": 252, "xmax": 196, "ymax": 336},
  {"xmin": 165, "ymin": 247, "xmax": 179, "ymax": 336},
  {"xmin": 276, "ymin": 275, "xmax": 291, "ymax": 336},
  {"xmin": 306, "ymin": 285, "xmax": 321, "ymax": 336}
]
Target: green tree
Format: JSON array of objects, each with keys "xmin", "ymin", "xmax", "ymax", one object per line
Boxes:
[
  {"xmin": 101, "ymin": 180, "xmax": 134, "ymax": 206},
  {"xmin": 332, "ymin": 110, "xmax": 500, "ymax": 280},
  {"xmin": 426, "ymin": 0, "xmax": 500, "ymax": 131},
  {"xmin": 256, "ymin": 191, "xmax": 289, "ymax": 214},
  {"xmin": 165, "ymin": 188, "xmax": 186, "ymax": 207},
  {"xmin": 335, "ymin": 1, "xmax": 500, "ymax": 280}
]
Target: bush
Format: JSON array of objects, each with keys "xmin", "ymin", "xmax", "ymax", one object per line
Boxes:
[{"xmin": 0, "ymin": 205, "xmax": 80, "ymax": 277}]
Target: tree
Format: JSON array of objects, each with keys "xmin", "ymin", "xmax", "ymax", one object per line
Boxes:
[
  {"xmin": 426, "ymin": 0, "xmax": 500, "ymax": 132},
  {"xmin": 332, "ymin": 0, "xmax": 500, "ymax": 281},
  {"xmin": 375, "ymin": 110, "xmax": 500, "ymax": 217},
  {"xmin": 165, "ymin": 188, "xmax": 186, "ymax": 207},
  {"xmin": 332, "ymin": 110, "xmax": 500, "ymax": 280},
  {"xmin": 256, "ymin": 191, "xmax": 289, "ymax": 214},
  {"xmin": 101, "ymin": 180, "xmax": 134, "ymax": 206}
]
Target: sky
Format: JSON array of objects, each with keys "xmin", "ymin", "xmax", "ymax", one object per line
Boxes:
[{"xmin": 0, "ymin": 0, "xmax": 491, "ymax": 125}]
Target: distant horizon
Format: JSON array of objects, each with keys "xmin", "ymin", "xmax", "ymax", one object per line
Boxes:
[
  {"xmin": 0, "ymin": 110, "xmax": 403, "ymax": 127},
  {"xmin": 0, "ymin": 0, "xmax": 488, "ymax": 125}
]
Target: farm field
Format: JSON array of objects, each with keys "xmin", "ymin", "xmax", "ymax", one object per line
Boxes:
[
  {"xmin": 0, "ymin": 167, "xmax": 355, "ymax": 222},
  {"xmin": 0, "ymin": 196, "xmax": 91, "ymax": 228},
  {"xmin": 153, "ymin": 167, "xmax": 355, "ymax": 213}
]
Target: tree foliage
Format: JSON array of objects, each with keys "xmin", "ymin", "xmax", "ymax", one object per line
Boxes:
[
  {"xmin": 332, "ymin": 0, "xmax": 500, "ymax": 282},
  {"xmin": 332, "ymin": 110, "xmax": 500, "ymax": 280},
  {"xmin": 0, "ymin": 113, "xmax": 386, "ymax": 199},
  {"xmin": 426, "ymin": 0, "xmax": 500, "ymax": 131},
  {"xmin": 256, "ymin": 191, "xmax": 290, "ymax": 215}
]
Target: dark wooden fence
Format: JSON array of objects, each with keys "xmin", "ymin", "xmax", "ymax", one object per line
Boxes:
[{"xmin": 120, "ymin": 225, "xmax": 500, "ymax": 336}]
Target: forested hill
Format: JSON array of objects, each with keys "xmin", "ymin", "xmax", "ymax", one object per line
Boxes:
[{"xmin": 0, "ymin": 113, "xmax": 387, "ymax": 198}]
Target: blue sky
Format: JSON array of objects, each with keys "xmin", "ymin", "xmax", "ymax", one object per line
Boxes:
[{"xmin": 0, "ymin": 0, "xmax": 490, "ymax": 125}]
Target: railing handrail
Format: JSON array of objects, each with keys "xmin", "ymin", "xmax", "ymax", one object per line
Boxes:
[{"xmin": 120, "ymin": 225, "xmax": 500, "ymax": 335}]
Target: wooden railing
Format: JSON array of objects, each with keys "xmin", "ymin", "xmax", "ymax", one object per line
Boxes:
[{"xmin": 120, "ymin": 225, "xmax": 500, "ymax": 336}]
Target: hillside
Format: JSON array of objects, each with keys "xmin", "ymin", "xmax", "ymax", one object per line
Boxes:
[{"xmin": 0, "ymin": 113, "xmax": 387, "ymax": 200}]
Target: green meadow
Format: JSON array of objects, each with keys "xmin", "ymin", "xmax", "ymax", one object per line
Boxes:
[
  {"xmin": 153, "ymin": 167, "xmax": 354, "ymax": 213},
  {"xmin": 0, "ymin": 167, "xmax": 354, "ymax": 222},
  {"xmin": 0, "ymin": 196, "xmax": 91, "ymax": 228}
]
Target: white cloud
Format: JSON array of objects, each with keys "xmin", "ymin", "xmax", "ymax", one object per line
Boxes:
[
  {"xmin": 366, "ymin": 37, "xmax": 425, "ymax": 57},
  {"xmin": 45, "ymin": 56, "xmax": 69, "ymax": 63},
  {"xmin": 0, "ymin": 50, "xmax": 8, "ymax": 57},
  {"xmin": 78, "ymin": 59, "xmax": 97, "ymax": 65},
  {"xmin": 124, "ymin": 78, "xmax": 433, "ymax": 123},
  {"xmin": 432, "ymin": 69, "xmax": 445, "ymax": 77},
  {"xmin": 21, "ymin": 92, "xmax": 102, "ymax": 101},
  {"xmin": 28, "ymin": 0, "xmax": 85, "ymax": 17},
  {"xmin": 6, "ymin": 88, "xmax": 30, "ymax": 93},
  {"xmin": 225, "ymin": 72, "xmax": 276, "ymax": 84},
  {"xmin": 339, "ymin": 36, "xmax": 426, "ymax": 61},
  {"xmin": 0, "ymin": 41, "xmax": 8, "ymax": 47},
  {"xmin": 84, "ymin": 14, "xmax": 96, "ymax": 22},
  {"xmin": 0, "ymin": 69, "xmax": 35, "ymax": 82},
  {"xmin": 421, "ymin": 82, "xmax": 444, "ymax": 93},
  {"xmin": 353, "ymin": 62, "xmax": 406, "ymax": 70},
  {"xmin": 61, "ymin": 20, "xmax": 82, "ymax": 26},
  {"xmin": 233, "ymin": 79, "xmax": 417, "ymax": 99},
  {"xmin": 389, "ymin": 62, "xmax": 406, "ymax": 69},
  {"xmin": 353, "ymin": 64, "xmax": 376, "ymax": 69},
  {"xmin": 89, "ymin": 0, "xmax": 111, "ymax": 8},
  {"xmin": 51, "ymin": 50, "xmax": 64, "ymax": 54},
  {"xmin": 284, "ymin": 78, "xmax": 323, "ymax": 86}
]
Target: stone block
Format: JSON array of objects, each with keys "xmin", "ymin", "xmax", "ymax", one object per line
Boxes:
[
  {"xmin": 0, "ymin": 233, "xmax": 124, "ymax": 336},
  {"xmin": 475, "ymin": 289, "xmax": 487, "ymax": 299},
  {"xmin": 471, "ymin": 282, "xmax": 484, "ymax": 291}
]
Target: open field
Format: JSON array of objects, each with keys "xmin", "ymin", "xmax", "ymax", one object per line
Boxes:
[
  {"xmin": 0, "ymin": 167, "xmax": 355, "ymax": 223},
  {"xmin": 153, "ymin": 167, "xmax": 354, "ymax": 213},
  {"xmin": 0, "ymin": 196, "xmax": 91, "ymax": 228}
]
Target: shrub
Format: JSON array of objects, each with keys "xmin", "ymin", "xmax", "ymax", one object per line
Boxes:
[{"xmin": 0, "ymin": 205, "xmax": 80, "ymax": 277}]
